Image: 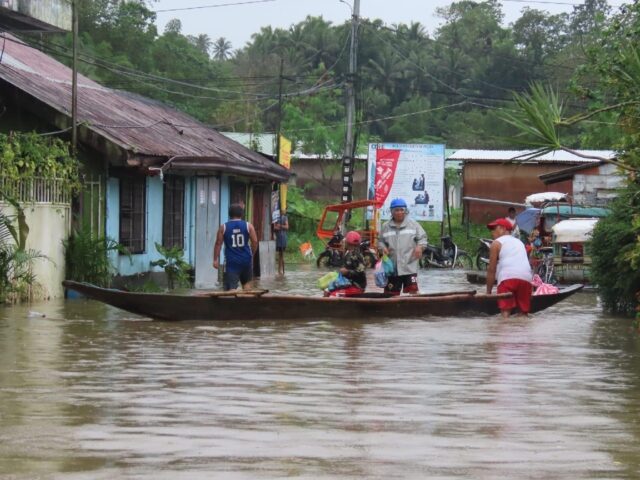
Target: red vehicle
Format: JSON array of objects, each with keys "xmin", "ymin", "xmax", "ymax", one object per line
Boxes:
[{"xmin": 316, "ymin": 199, "xmax": 380, "ymax": 268}]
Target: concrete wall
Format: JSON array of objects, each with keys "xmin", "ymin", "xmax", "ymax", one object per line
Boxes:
[
  {"xmin": 572, "ymin": 164, "xmax": 624, "ymax": 206},
  {"xmin": 1, "ymin": 202, "xmax": 70, "ymax": 299},
  {"xmin": 2, "ymin": 0, "xmax": 71, "ymax": 31}
]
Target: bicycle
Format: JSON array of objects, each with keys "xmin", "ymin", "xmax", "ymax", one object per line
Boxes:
[{"xmin": 533, "ymin": 247, "xmax": 556, "ymax": 285}]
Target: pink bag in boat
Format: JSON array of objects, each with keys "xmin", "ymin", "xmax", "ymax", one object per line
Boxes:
[{"xmin": 531, "ymin": 274, "xmax": 559, "ymax": 295}]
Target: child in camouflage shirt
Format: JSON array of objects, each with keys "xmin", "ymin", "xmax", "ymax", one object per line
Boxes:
[{"xmin": 325, "ymin": 230, "xmax": 367, "ymax": 297}]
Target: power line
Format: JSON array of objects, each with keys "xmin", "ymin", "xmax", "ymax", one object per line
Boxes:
[
  {"xmin": 501, "ymin": 0, "xmax": 624, "ymax": 6},
  {"xmin": 283, "ymin": 101, "xmax": 470, "ymax": 135},
  {"xmin": 154, "ymin": 0, "xmax": 277, "ymax": 13},
  {"xmin": 7, "ymin": 35, "xmax": 341, "ymax": 102},
  {"xmin": 33, "ymin": 32, "xmax": 352, "ymax": 100}
]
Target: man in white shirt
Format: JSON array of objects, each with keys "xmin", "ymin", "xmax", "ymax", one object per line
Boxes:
[
  {"xmin": 505, "ymin": 207, "xmax": 521, "ymax": 240},
  {"xmin": 485, "ymin": 218, "xmax": 533, "ymax": 318}
]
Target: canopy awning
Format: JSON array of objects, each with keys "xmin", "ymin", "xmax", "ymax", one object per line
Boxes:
[{"xmin": 552, "ymin": 218, "xmax": 599, "ymax": 243}]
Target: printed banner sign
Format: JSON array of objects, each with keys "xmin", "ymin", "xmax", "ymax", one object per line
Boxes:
[
  {"xmin": 367, "ymin": 143, "xmax": 445, "ymax": 222},
  {"xmin": 271, "ymin": 190, "xmax": 280, "ymax": 223},
  {"xmin": 278, "ymin": 135, "xmax": 291, "ymax": 210},
  {"xmin": 373, "ymin": 149, "xmax": 401, "ymax": 206},
  {"xmin": 279, "ymin": 135, "xmax": 291, "ymax": 169}
]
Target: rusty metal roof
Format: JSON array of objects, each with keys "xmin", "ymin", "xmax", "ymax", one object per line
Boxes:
[{"xmin": 0, "ymin": 34, "xmax": 289, "ymax": 182}]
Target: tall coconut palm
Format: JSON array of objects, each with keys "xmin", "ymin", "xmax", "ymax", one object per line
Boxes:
[
  {"xmin": 213, "ymin": 37, "xmax": 233, "ymax": 61},
  {"xmin": 189, "ymin": 33, "xmax": 213, "ymax": 56}
]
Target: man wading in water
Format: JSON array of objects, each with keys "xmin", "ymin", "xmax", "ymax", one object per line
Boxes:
[
  {"xmin": 377, "ymin": 198, "xmax": 428, "ymax": 295},
  {"xmin": 213, "ymin": 203, "xmax": 258, "ymax": 290},
  {"xmin": 485, "ymin": 218, "xmax": 533, "ymax": 318}
]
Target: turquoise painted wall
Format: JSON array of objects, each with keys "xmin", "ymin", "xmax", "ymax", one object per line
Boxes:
[
  {"xmin": 106, "ymin": 176, "xmax": 194, "ymax": 276},
  {"xmin": 104, "ymin": 173, "xmax": 277, "ymax": 281},
  {"xmin": 106, "ymin": 177, "xmax": 120, "ymax": 270},
  {"xmin": 185, "ymin": 177, "xmax": 196, "ymax": 266},
  {"xmin": 220, "ymin": 174, "xmax": 230, "ymax": 225}
]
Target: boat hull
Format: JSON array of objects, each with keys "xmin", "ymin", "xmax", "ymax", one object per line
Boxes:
[{"xmin": 62, "ymin": 281, "xmax": 584, "ymax": 321}]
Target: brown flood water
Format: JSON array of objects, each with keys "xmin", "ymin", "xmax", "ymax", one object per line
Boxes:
[{"xmin": 1, "ymin": 266, "xmax": 639, "ymax": 479}]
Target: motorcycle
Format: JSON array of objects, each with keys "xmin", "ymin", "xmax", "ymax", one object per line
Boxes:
[
  {"xmin": 419, "ymin": 236, "xmax": 473, "ymax": 269},
  {"xmin": 316, "ymin": 231, "xmax": 378, "ymax": 268},
  {"xmin": 475, "ymin": 237, "xmax": 493, "ymax": 270}
]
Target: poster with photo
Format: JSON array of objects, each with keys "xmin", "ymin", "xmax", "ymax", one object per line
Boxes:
[{"xmin": 367, "ymin": 143, "xmax": 445, "ymax": 222}]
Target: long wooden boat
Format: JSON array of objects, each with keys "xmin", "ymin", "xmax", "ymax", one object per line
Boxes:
[{"xmin": 62, "ymin": 281, "xmax": 584, "ymax": 321}]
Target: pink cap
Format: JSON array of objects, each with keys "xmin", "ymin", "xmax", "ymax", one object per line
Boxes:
[{"xmin": 345, "ymin": 231, "xmax": 362, "ymax": 245}]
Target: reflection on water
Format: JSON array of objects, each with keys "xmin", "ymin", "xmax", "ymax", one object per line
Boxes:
[{"xmin": 1, "ymin": 267, "xmax": 639, "ymax": 479}]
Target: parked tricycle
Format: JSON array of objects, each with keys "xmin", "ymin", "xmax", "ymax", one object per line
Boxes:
[{"xmin": 315, "ymin": 200, "xmax": 380, "ymax": 268}]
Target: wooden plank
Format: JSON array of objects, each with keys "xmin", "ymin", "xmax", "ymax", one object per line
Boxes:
[
  {"xmin": 196, "ymin": 289, "xmax": 269, "ymax": 298},
  {"xmin": 413, "ymin": 290, "xmax": 477, "ymax": 298}
]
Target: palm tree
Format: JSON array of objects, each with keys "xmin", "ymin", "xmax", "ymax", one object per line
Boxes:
[
  {"xmin": 212, "ymin": 37, "xmax": 233, "ymax": 61},
  {"xmin": 194, "ymin": 33, "xmax": 214, "ymax": 56},
  {"xmin": 188, "ymin": 34, "xmax": 213, "ymax": 56}
]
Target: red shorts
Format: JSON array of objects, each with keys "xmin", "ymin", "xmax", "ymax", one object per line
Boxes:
[
  {"xmin": 497, "ymin": 278, "xmax": 532, "ymax": 313},
  {"xmin": 384, "ymin": 274, "xmax": 419, "ymax": 295},
  {"xmin": 325, "ymin": 286, "xmax": 365, "ymax": 297}
]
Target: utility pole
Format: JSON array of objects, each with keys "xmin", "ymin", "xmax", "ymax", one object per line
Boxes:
[
  {"xmin": 71, "ymin": 0, "xmax": 78, "ymax": 156},
  {"xmin": 276, "ymin": 57, "xmax": 284, "ymax": 164},
  {"xmin": 340, "ymin": 0, "xmax": 360, "ymax": 203}
]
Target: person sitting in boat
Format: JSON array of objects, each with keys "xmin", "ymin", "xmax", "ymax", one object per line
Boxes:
[
  {"xmin": 526, "ymin": 228, "xmax": 543, "ymax": 261},
  {"xmin": 377, "ymin": 198, "xmax": 428, "ymax": 295},
  {"xmin": 485, "ymin": 218, "xmax": 533, "ymax": 318},
  {"xmin": 213, "ymin": 203, "xmax": 258, "ymax": 291},
  {"xmin": 325, "ymin": 230, "xmax": 367, "ymax": 297}
]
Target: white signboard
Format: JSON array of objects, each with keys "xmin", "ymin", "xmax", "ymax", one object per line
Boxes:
[{"xmin": 367, "ymin": 143, "xmax": 445, "ymax": 221}]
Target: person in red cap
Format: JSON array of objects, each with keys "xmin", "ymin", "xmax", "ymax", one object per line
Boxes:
[
  {"xmin": 485, "ymin": 218, "xmax": 533, "ymax": 317},
  {"xmin": 325, "ymin": 230, "xmax": 367, "ymax": 297}
]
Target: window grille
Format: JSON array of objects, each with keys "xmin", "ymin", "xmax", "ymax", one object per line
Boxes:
[
  {"xmin": 119, "ymin": 177, "xmax": 146, "ymax": 254},
  {"xmin": 162, "ymin": 176, "xmax": 185, "ymax": 250}
]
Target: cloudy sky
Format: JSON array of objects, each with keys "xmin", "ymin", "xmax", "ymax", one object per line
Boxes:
[{"xmin": 150, "ymin": 0, "xmax": 588, "ymax": 51}]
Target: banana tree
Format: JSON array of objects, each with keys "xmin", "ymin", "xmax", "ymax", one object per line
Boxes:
[{"xmin": 0, "ymin": 190, "xmax": 44, "ymax": 303}]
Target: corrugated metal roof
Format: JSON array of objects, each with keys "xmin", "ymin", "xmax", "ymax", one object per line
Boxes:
[
  {"xmin": 449, "ymin": 149, "xmax": 615, "ymax": 164},
  {"xmin": 0, "ymin": 34, "xmax": 288, "ymax": 182},
  {"xmin": 221, "ymin": 132, "xmax": 369, "ymax": 160}
]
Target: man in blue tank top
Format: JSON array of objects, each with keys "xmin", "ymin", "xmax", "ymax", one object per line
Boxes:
[{"xmin": 213, "ymin": 203, "xmax": 258, "ymax": 290}]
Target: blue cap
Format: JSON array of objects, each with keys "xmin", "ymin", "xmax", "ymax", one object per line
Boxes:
[{"xmin": 390, "ymin": 198, "xmax": 407, "ymax": 209}]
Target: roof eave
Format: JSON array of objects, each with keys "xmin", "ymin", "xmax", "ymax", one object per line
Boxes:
[
  {"xmin": 152, "ymin": 157, "xmax": 290, "ymax": 183},
  {"xmin": 539, "ymin": 161, "xmax": 606, "ymax": 184}
]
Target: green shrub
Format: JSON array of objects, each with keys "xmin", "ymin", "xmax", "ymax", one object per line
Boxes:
[
  {"xmin": 0, "ymin": 132, "xmax": 80, "ymax": 196},
  {"xmin": 0, "ymin": 244, "xmax": 45, "ymax": 303},
  {"xmin": 150, "ymin": 243, "xmax": 193, "ymax": 290},
  {"xmin": 63, "ymin": 227, "xmax": 124, "ymax": 287},
  {"xmin": 591, "ymin": 190, "xmax": 640, "ymax": 315},
  {"xmin": 0, "ymin": 193, "xmax": 46, "ymax": 303}
]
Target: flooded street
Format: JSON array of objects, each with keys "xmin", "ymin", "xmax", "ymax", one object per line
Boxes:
[{"xmin": 1, "ymin": 266, "xmax": 640, "ymax": 479}]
